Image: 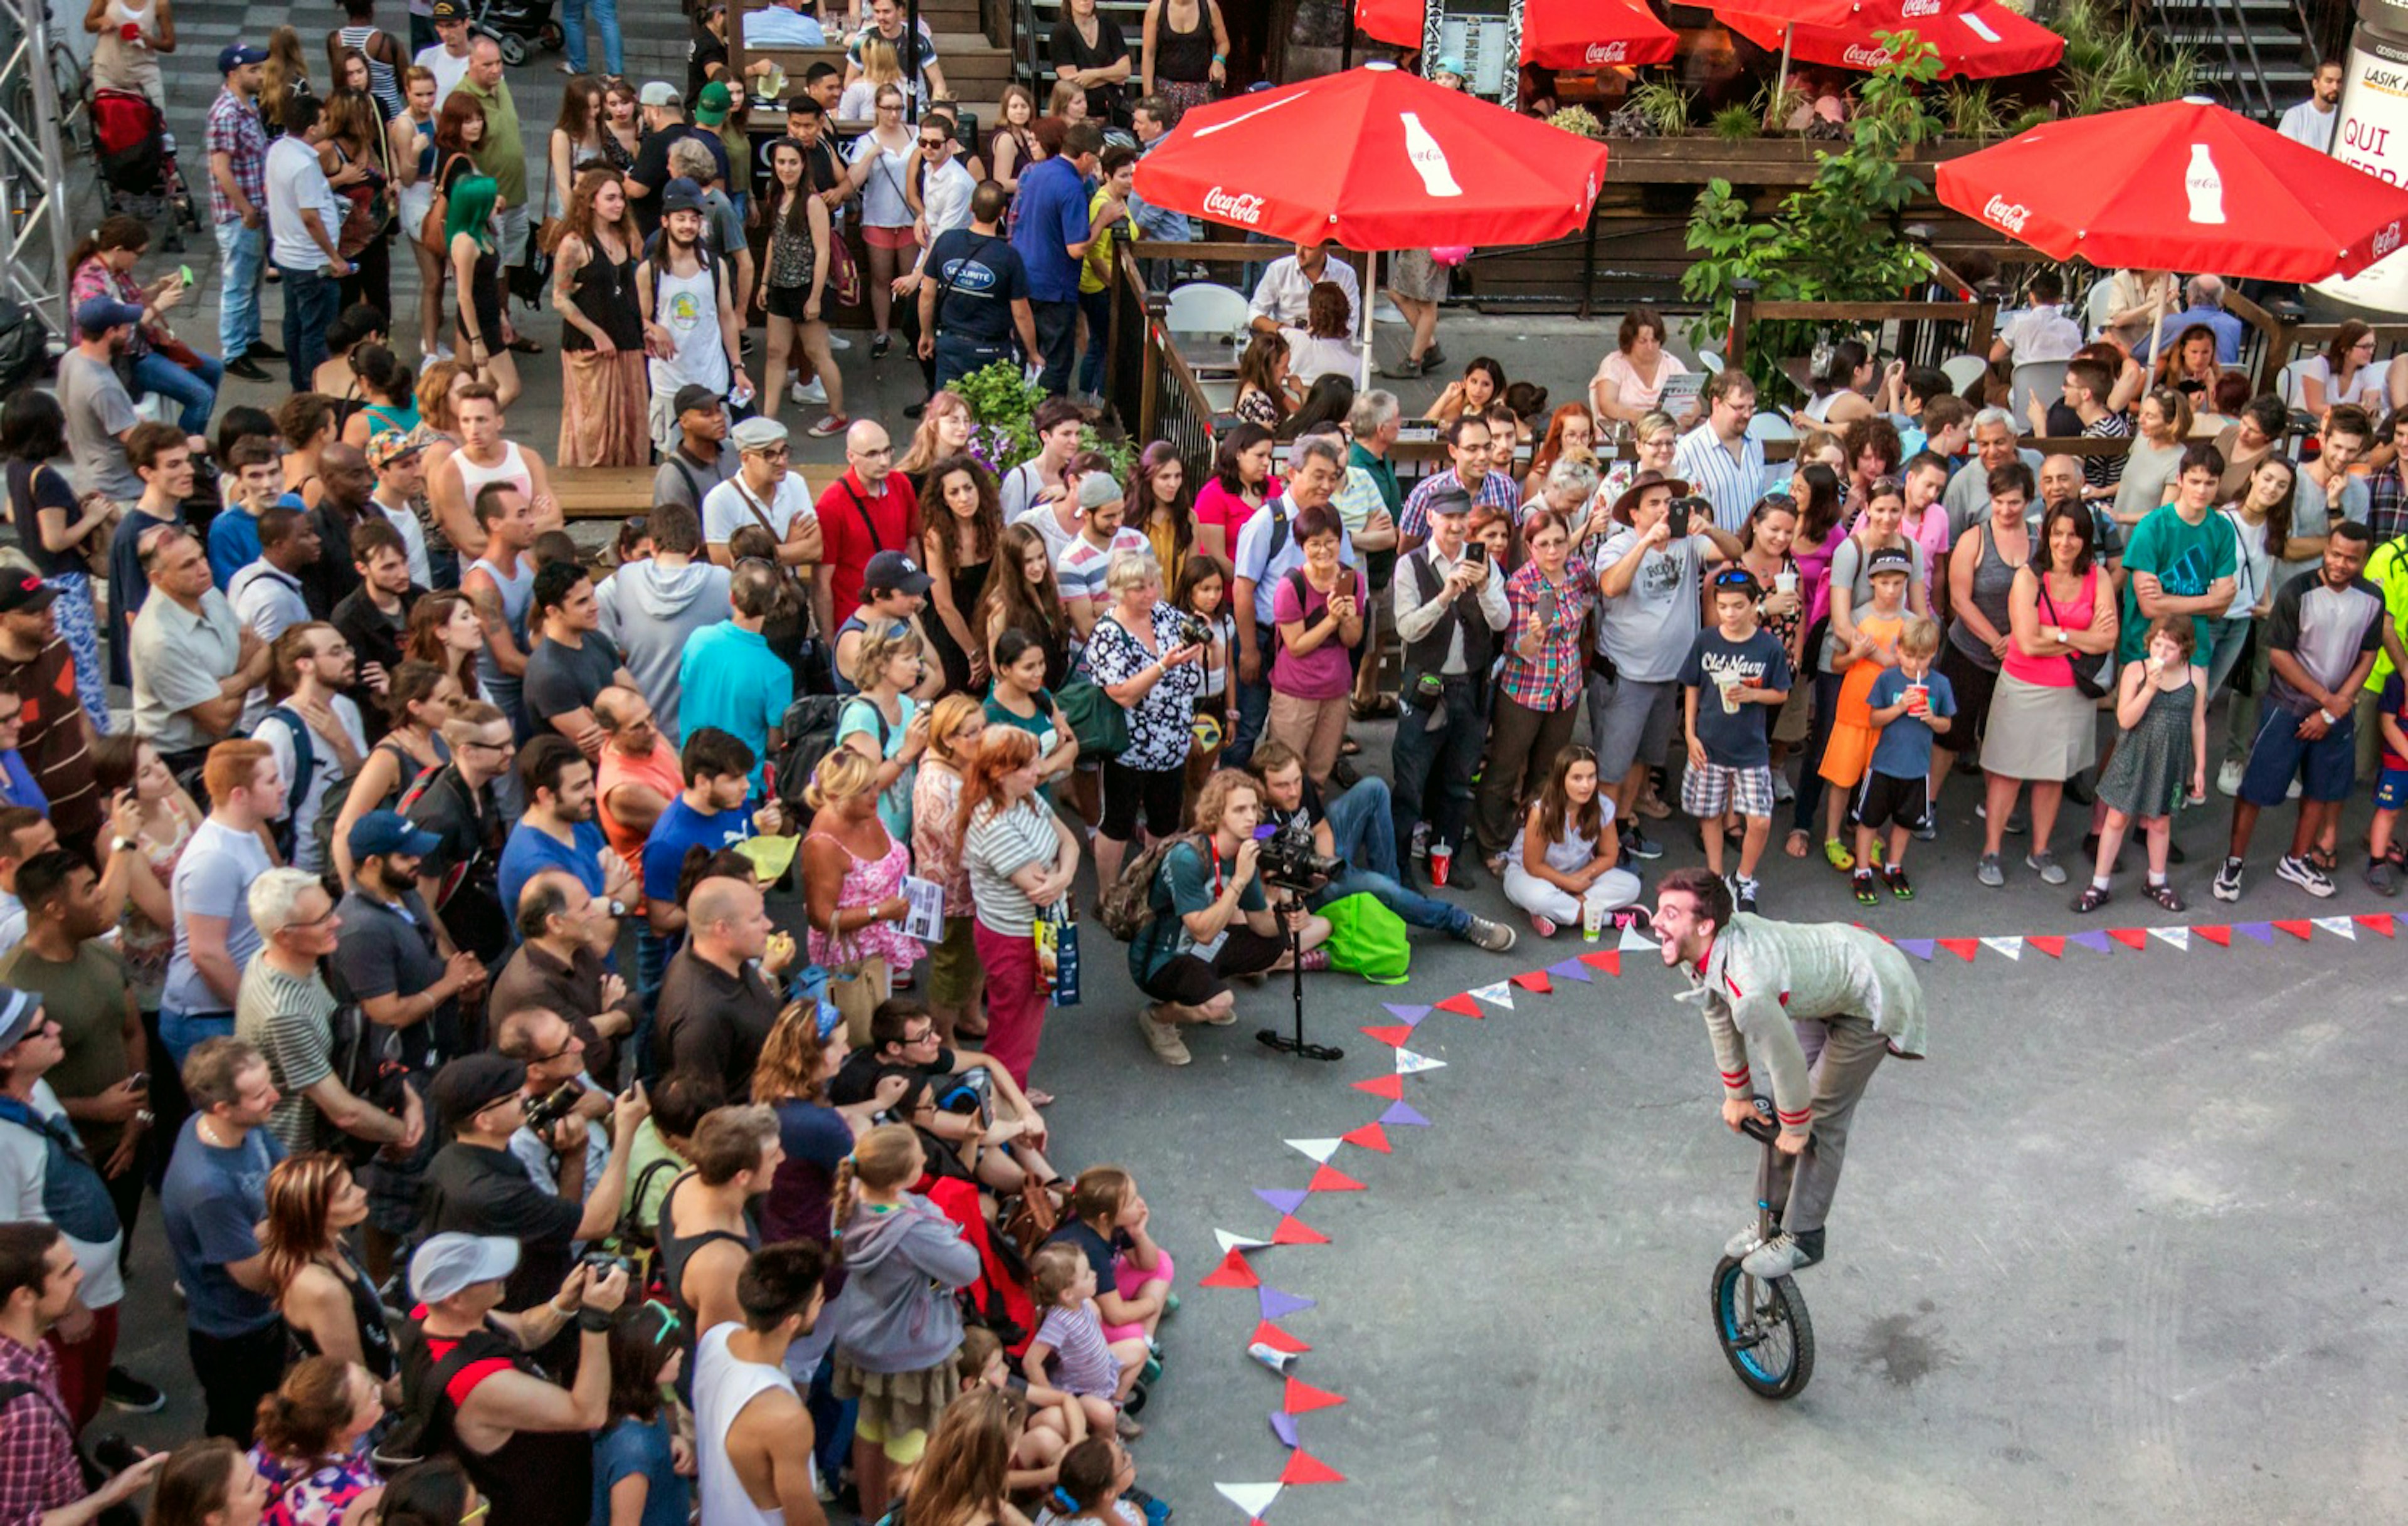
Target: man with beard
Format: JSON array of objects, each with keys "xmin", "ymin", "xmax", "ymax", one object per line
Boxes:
[
  {"xmin": 1651, "ymin": 866, "xmax": 1926, "ymax": 1280},
  {"xmin": 638, "ymin": 180, "xmax": 749, "ymax": 457},
  {"xmin": 304, "ymin": 442, "xmax": 377, "ymax": 618},
  {"xmin": 522, "ymin": 562, "xmax": 638, "ymax": 762},
  {"xmin": 253, "ymin": 624, "xmax": 369, "ymax": 876},
  {"xmin": 498, "ymin": 735, "xmax": 635, "ymax": 948},
  {"xmin": 332, "ymin": 520, "xmax": 423, "ymax": 741},
  {"xmin": 58, "ymin": 300, "xmax": 149, "ymax": 510}
]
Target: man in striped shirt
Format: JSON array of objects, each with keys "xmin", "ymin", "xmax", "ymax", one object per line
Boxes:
[
  {"xmin": 1397, "ymin": 416, "xmax": 1519, "ymax": 554},
  {"xmin": 1671, "ymin": 371, "xmax": 1766, "ymax": 527}
]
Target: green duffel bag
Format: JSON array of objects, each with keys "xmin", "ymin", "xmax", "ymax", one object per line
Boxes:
[{"xmin": 1319, "ymin": 891, "xmax": 1412, "ymax": 985}]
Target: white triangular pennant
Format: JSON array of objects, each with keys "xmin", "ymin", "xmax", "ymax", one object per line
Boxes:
[
  {"xmin": 1284, "ymin": 1137, "xmax": 1343, "ymax": 1164},
  {"xmin": 1979, "ymin": 935, "xmax": 2024, "ymax": 960},
  {"xmin": 1213, "ymin": 1228, "xmax": 1271, "ymax": 1255},
  {"xmin": 2313, "ymin": 915, "xmax": 2356, "ymax": 940},
  {"xmin": 1215, "ymin": 1483, "xmax": 1283, "ymax": 1517},
  {"xmin": 1619, "ymin": 922, "xmax": 1660, "ymax": 953},
  {"xmin": 2147, "ymin": 926, "xmax": 2190, "ymax": 952},
  {"xmin": 1468, "ymin": 981, "xmax": 1514, "ymax": 1009},
  {"xmin": 1394, "ymin": 1047, "xmax": 1447, "ymax": 1075}
]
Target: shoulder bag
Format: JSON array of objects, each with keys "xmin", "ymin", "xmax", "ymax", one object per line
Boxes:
[{"xmin": 2039, "ymin": 574, "xmax": 2113, "ymax": 699}]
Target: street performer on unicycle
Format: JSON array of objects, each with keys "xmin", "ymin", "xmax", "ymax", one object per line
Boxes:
[{"xmin": 1652, "ymin": 867, "xmax": 1928, "ymax": 1280}]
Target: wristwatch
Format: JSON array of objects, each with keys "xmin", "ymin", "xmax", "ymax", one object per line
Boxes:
[
  {"xmin": 110, "ymin": 838, "xmax": 138, "ymax": 856},
  {"xmin": 608, "ymin": 898, "xmax": 627, "ymax": 918}
]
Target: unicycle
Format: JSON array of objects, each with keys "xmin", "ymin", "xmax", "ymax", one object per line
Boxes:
[{"xmin": 1708, "ymin": 1102, "xmax": 1816, "ymax": 1400}]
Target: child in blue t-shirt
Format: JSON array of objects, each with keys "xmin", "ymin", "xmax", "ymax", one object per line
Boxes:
[
  {"xmin": 1852, "ymin": 615, "xmax": 1956, "ymax": 904},
  {"xmin": 1678, "ymin": 570, "xmax": 1793, "ymax": 914}
]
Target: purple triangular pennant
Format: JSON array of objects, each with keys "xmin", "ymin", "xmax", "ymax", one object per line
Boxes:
[
  {"xmin": 2067, "ymin": 929, "xmax": 2113, "ymax": 954},
  {"xmin": 1546, "ymin": 957, "xmax": 1594, "ymax": 982},
  {"xmin": 1379, "ymin": 1100, "xmax": 1430, "ymax": 1127},
  {"xmin": 1253, "ymin": 1187, "xmax": 1310, "ymax": 1215},
  {"xmin": 1269, "ymin": 1410, "xmax": 1301, "ymax": 1448},
  {"xmin": 1895, "ymin": 938, "xmax": 1935, "ymax": 961},
  {"xmin": 1381, "ymin": 1001, "xmax": 1433, "ymax": 1025},
  {"xmin": 1258, "ymin": 1285, "xmax": 1317, "ymax": 1321},
  {"xmin": 2235, "ymin": 920, "xmax": 2275, "ymax": 944}
]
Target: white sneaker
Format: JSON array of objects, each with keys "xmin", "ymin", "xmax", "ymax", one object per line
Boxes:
[
  {"xmin": 826, "ymin": 332, "xmax": 853, "ymax": 351},
  {"xmin": 1741, "ymin": 1229, "xmax": 1823, "ymax": 1278},
  {"xmin": 792, "ymin": 376, "xmax": 828, "ymax": 405},
  {"xmin": 1724, "ymin": 1221, "xmax": 1771, "ymax": 1259},
  {"xmin": 2216, "ymin": 758, "xmax": 2244, "ymax": 796}
]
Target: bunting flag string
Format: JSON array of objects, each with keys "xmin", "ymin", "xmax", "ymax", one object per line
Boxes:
[{"xmin": 1189, "ymin": 908, "xmax": 2395, "ymax": 1518}]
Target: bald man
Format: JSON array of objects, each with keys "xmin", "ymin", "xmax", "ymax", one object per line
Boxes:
[
  {"xmin": 653, "ymin": 875, "xmax": 800, "ymax": 1098},
  {"xmin": 488, "ymin": 869, "xmax": 639, "ymax": 1085},
  {"xmin": 305, "ymin": 441, "xmax": 378, "ymax": 618},
  {"xmin": 811, "ymin": 419, "xmax": 921, "ymax": 647},
  {"xmin": 2040, "ymin": 452, "xmax": 2123, "ymax": 583}
]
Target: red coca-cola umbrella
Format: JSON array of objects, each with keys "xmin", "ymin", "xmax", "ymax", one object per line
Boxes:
[
  {"xmin": 1935, "ymin": 97, "xmax": 2408, "ymax": 285},
  {"xmin": 1132, "ymin": 62, "xmax": 1610, "ymax": 250},
  {"xmin": 1723, "ymin": 1, "xmax": 2062, "ymax": 78},
  {"xmin": 1354, "ymin": 0, "xmax": 1677, "ymax": 70}
]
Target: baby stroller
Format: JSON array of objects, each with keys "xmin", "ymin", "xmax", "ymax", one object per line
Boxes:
[
  {"xmin": 468, "ymin": 0, "xmax": 564, "ymax": 67},
  {"xmin": 90, "ymin": 88, "xmax": 200, "ymax": 252}
]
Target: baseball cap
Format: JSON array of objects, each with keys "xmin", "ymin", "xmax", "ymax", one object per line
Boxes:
[
  {"xmin": 673, "ymin": 383, "xmax": 726, "ymax": 418},
  {"xmin": 430, "ymin": 0, "xmax": 467, "ymax": 19},
  {"xmin": 428, "ymin": 1053, "xmax": 528, "ymax": 1128},
  {"xmin": 1867, "ymin": 545, "xmax": 1914, "ymax": 577},
  {"xmin": 218, "ymin": 43, "xmax": 268, "ymax": 72},
  {"xmin": 638, "ymin": 80, "xmax": 682, "ymax": 108},
  {"xmin": 731, "ymin": 416, "xmax": 789, "ymax": 453},
  {"xmin": 1076, "ymin": 472, "xmax": 1123, "ymax": 512},
  {"xmin": 1433, "ymin": 54, "xmax": 1469, "ymax": 77},
  {"xmin": 695, "ymin": 80, "xmax": 732, "ymax": 127},
  {"xmin": 0, "ymin": 571, "xmax": 58, "ymax": 615},
  {"xmin": 660, "ymin": 176, "xmax": 705, "ymax": 215},
  {"xmin": 863, "ymin": 550, "xmax": 933, "ymax": 597},
  {"xmin": 409, "ymin": 1233, "xmax": 522, "ymax": 1305},
  {"xmin": 73, "ymin": 297, "xmax": 144, "ymax": 338},
  {"xmin": 366, "ymin": 429, "xmax": 427, "ymax": 471},
  {"xmin": 1422, "ymin": 481, "xmax": 1473, "ymax": 518},
  {"xmin": 347, "ymin": 809, "xmax": 443, "ymax": 863},
  {"xmin": 0, "ymin": 987, "xmax": 41, "ymax": 1052}
]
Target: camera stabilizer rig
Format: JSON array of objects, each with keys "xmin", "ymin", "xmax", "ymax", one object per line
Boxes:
[{"xmin": 1252, "ymin": 824, "xmax": 1346, "ymax": 1063}]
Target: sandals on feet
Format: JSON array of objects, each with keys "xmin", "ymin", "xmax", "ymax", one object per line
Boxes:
[{"xmin": 2145, "ymin": 881, "xmax": 2186, "ymax": 912}]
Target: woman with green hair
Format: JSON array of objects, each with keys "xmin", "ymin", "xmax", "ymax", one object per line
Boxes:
[{"xmin": 445, "ymin": 172, "xmax": 520, "ymax": 409}]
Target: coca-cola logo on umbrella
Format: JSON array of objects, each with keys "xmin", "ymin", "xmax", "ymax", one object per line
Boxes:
[
  {"xmin": 1202, "ymin": 186, "xmax": 1268, "ymax": 224},
  {"xmin": 1398, "ymin": 110, "xmax": 1464, "ymax": 198},
  {"xmin": 2377, "ymin": 221, "xmax": 2403, "ymax": 258},
  {"xmin": 1982, "ymin": 194, "xmax": 2030, "ymax": 233},
  {"xmin": 1583, "ymin": 41, "xmax": 1628, "ymax": 64},
  {"xmin": 1901, "ymin": 0, "xmax": 1941, "ymax": 14},
  {"xmin": 1842, "ymin": 43, "xmax": 1894, "ymax": 67}
]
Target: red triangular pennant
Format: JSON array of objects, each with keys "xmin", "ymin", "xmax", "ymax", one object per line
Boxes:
[
  {"xmin": 1578, "ymin": 949, "xmax": 1622, "ymax": 974},
  {"xmin": 1936, "ymin": 937, "xmax": 1978, "ymax": 962},
  {"xmin": 1341, "ymin": 1122, "xmax": 1392, "ymax": 1154},
  {"xmin": 2195, "ymin": 923, "xmax": 2232, "ymax": 946},
  {"xmin": 1509, "ymin": 969, "xmax": 1553, "ymax": 993},
  {"xmin": 1280, "ymin": 1450, "xmax": 1346, "ymax": 1486},
  {"xmin": 2358, "ymin": 913, "xmax": 2397, "ymax": 937},
  {"xmin": 1271, "ymin": 1215, "xmax": 1329, "ymax": 1246},
  {"xmin": 2106, "ymin": 927, "xmax": 2146, "ymax": 950},
  {"xmin": 1434, "ymin": 993, "xmax": 1482, "ymax": 1016},
  {"xmin": 1250, "ymin": 1320, "xmax": 1311, "ymax": 1354},
  {"xmin": 1351, "ymin": 1073, "xmax": 1405, "ymax": 1100},
  {"xmin": 1358, "ymin": 1024, "xmax": 1414, "ymax": 1048},
  {"xmin": 2027, "ymin": 934, "xmax": 2065, "ymax": 958},
  {"xmin": 1199, "ymin": 1248, "xmax": 1259, "ymax": 1288},
  {"xmin": 2274, "ymin": 918, "xmax": 2314, "ymax": 941},
  {"xmin": 1307, "ymin": 1162, "xmax": 1365, "ymax": 1192},
  {"xmin": 1282, "ymin": 1376, "xmax": 1348, "ymax": 1414}
]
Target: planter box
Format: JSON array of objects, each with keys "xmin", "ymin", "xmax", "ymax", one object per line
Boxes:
[{"xmin": 1603, "ymin": 134, "xmax": 1994, "ymax": 186}]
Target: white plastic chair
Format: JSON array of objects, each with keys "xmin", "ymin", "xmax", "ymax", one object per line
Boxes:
[
  {"xmin": 2010, "ymin": 360, "xmax": 2068, "ymax": 433},
  {"xmin": 1745, "ymin": 411, "xmax": 1797, "ymax": 445},
  {"xmin": 1940, "ymin": 352, "xmax": 1988, "ymax": 394},
  {"xmin": 2084, "ymin": 279, "xmax": 2118, "ymax": 340},
  {"xmin": 1696, "ymin": 349, "xmax": 1724, "ymax": 375},
  {"xmin": 1164, "ymin": 282, "xmax": 1252, "ymax": 339},
  {"xmin": 2274, "ymin": 359, "xmax": 2304, "ymax": 411}
]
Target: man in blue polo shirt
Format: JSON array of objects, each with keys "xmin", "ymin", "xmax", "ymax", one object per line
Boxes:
[
  {"xmin": 496, "ymin": 736, "xmax": 633, "ymax": 944},
  {"xmin": 1010, "ymin": 121, "xmax": 1102, "ymax": 397}
]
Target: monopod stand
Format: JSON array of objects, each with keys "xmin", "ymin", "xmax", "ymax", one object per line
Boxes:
[{"xmin": 1257, "ymin": 904, "xmax": 1343, "ymax": 1062}]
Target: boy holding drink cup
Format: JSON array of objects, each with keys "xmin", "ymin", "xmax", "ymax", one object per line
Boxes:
[
  {"xmin": 1851, "ymin": 614, "xmax": 1956, "ymax": 904},
  {"xmin": 1679, "ymin": 569, "xmax": 1793, "ymax": 912}
]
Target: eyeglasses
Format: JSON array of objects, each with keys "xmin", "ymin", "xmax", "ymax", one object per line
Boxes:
[
  {"xmin": 461, "ymin": 737, "xmax": 512, "ymax": 754},
  {"xmin": 751, "ymin": 445, "xmax": 791, "ymax": 460}
]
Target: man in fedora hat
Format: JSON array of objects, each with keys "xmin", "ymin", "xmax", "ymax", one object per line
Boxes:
[{"xmin": 1390, "ymin": 480, "xmax": 1508, "ymax": 892}]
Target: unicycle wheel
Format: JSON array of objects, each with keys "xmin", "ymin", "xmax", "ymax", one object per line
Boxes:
[{"xmin": 1709, "ymin": 1255, "xmax": 1815, "ymax": 1399}]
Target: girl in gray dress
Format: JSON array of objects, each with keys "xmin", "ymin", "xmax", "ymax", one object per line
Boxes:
[{"xmin": 2076, "ymin": 615, "xmax": 2209, "ymax": 913}]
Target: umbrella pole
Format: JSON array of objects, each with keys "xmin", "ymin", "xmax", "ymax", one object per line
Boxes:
[
  {"xmin": 1768, "ymin": 29, "xmax": 1793, "ymax": 130},
  {"xmin": 2145, "ymin": 281, "xmax": 2165, "ymax": 371},
  {"xmin": 1363, "ymin": 250, "xmax": 1377, "ymax": 389}
]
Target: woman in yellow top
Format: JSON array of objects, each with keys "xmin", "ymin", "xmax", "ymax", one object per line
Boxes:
[{"xmin": 1075, "ymin": 142, "xmax": 1137, "ymax": 399}]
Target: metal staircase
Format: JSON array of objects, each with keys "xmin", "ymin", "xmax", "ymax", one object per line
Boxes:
[{"xmin": 2147, "ymin": 0, "xmax": 2344, "ymax": 120}]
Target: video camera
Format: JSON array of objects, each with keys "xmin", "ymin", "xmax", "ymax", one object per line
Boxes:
[
  {"xmin": 522, "ymin": 1082, "xmax": 584, "ymax": 1134},
  {"xmin": 1255, "ymin": 821, "xmax": 1343, "ymax": 893}
]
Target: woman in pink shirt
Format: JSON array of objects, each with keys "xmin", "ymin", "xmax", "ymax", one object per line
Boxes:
[
  {"xmin": 1264, "ymin": 504, "xmax": 1365, "ymax": 787},
  {"xmin": 1191, "ymin": 422, "xmax": 1279, "ymax": 565}
]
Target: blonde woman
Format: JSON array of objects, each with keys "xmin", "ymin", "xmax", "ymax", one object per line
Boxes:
[
  {"xmin": 838, "ymin": 618, "xmax": 932, "ymax": 843},
  {"xmin": 802, "ymin": 747, "xmax": 919, "ymax": 1046},
  {"xmin": 909, "ymin": 694, "xmax": 988, "ymax": 1041}
]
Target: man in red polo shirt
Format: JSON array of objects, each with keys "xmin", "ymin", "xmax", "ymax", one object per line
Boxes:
[{"xmin": 811, "ymin": 419, "xmax": 921, "ymax": 641}]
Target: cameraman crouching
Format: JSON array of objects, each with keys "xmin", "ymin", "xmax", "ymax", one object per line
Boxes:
[
  {"xmin": 1252, "ymin": 741, "xmax": 1518, "ymax": 955},
  {"xmin": 1130, "ymin": 771, "xmax": 1332, "ymax": 1067},
  {"xmin": 398, "ymin": 1233, "xmax": 630, "ymax": 1526}
]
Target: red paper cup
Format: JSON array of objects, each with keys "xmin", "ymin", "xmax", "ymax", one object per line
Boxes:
[
  {"xmin": 1430, "ymin": 846, "xmax": 1452, "ymax": 887},
  {"xmin": 119, "ymin": 22, "xmax": 139, "ymax": 39}
]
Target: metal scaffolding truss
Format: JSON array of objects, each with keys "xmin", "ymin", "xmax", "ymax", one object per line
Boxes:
[{"xmin": 0, "ymin": 0, "xmax": 77, "ymax": 339}]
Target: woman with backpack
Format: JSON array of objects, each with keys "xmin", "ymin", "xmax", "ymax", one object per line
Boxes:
[{"xmin": 328, "ymin": 661, "xmax": 459, "ymax": 890}]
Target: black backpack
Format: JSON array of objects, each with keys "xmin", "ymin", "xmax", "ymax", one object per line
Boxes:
[
  {"xmin": 770, "ymin": 693, "xmax": 848, "ymax": 829},
  {"xmin": 0, "ymin": 299, "xmax": 48, "ymax": 397},
  {"xmin": 319, "ymin": 959, "xmax": 409, "ymax": 1166}
]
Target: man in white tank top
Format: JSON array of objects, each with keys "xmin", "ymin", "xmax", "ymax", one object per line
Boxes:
[
  {"xmin": 695, "ymin": 1241, "xmax": 829, "ymax": 1526},
  {"xmin": 427, "ymin": 384, "xmax": 558, "ymax": 564},
  {"xmin": 639, "ymin": 181, "xmax": 751, "ymax": 458}
]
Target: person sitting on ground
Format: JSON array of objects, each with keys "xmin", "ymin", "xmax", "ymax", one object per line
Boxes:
[
  {"xmin": 1023, "ymin": 1243, "xmax": 1144, "ymax": 1440},
  {"xmin": 828, "ymin": 998, "xmax": 1059, "ymax": 1196},
  {"xmin": 956, "ymin": 1325, "xmax": 1082, "ymax": 1494}
]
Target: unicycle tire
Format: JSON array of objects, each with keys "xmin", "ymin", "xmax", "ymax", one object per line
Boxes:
[{"xmin": 1709, "ymin": 1255, "xmax": 1815, "ymax": 1399}]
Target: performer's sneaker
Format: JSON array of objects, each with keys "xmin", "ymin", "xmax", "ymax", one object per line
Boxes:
[
  {"xmin": 1725, "ymin": 1219, "xmax": 1777, "ymax": 1259},
  {"xmin": 1742, "ymin": 1228, "xmax": 1825, "ymax": 1278}
]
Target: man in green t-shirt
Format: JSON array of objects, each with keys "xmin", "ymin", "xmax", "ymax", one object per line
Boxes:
[
  {"xmin": 2117, "ymin": 442, "xmax": 2237, "ymax": 668},
  {"xmin": 1127, "ymin": 771, "xmax": 1328, "ymax": 1066}
]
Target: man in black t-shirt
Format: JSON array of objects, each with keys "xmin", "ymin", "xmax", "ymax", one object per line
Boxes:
[
  {"xmin": 828, "ymin": 999, "xmax": 1058, "ymax": 1189},
  {"xmin": 520, "ymin": 562, "xmax": 636, "ymax": 760},
  {"xmin": 332, "ymin": 519, "xmax": 422, "ymax": 742},
  {"xmin": 625, "ymin": 83, "xmax": 730, "ymax": 241},
  {"xmin": 921, "ymin": 181, "xmax": 1039, "ymax": 391},
  {"xmin": 686, "ymin": 0, "xmax": 729, "ymax": 102}
]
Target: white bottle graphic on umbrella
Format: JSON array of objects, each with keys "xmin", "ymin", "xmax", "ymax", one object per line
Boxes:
[
  {"xmin": 1401, "ymin": 112, "xmax": 1463, "ymax": 197},
  {"xmin": 2186, "ymin": 143, "xmax": 2226, "ymax": 224}
]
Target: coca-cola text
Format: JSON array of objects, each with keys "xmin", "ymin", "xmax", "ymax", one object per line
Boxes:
[
  {"xmin": 1201, "ymin": 186, "xmax": 1267, "ymax": 225},
  {"xmin": 1582, "ymin": 41, "xmax": 1628, "ymax": 64},
  {"xmin": 1982, "ymin": 194, "xmax": 2030, "ymax": 234}
]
